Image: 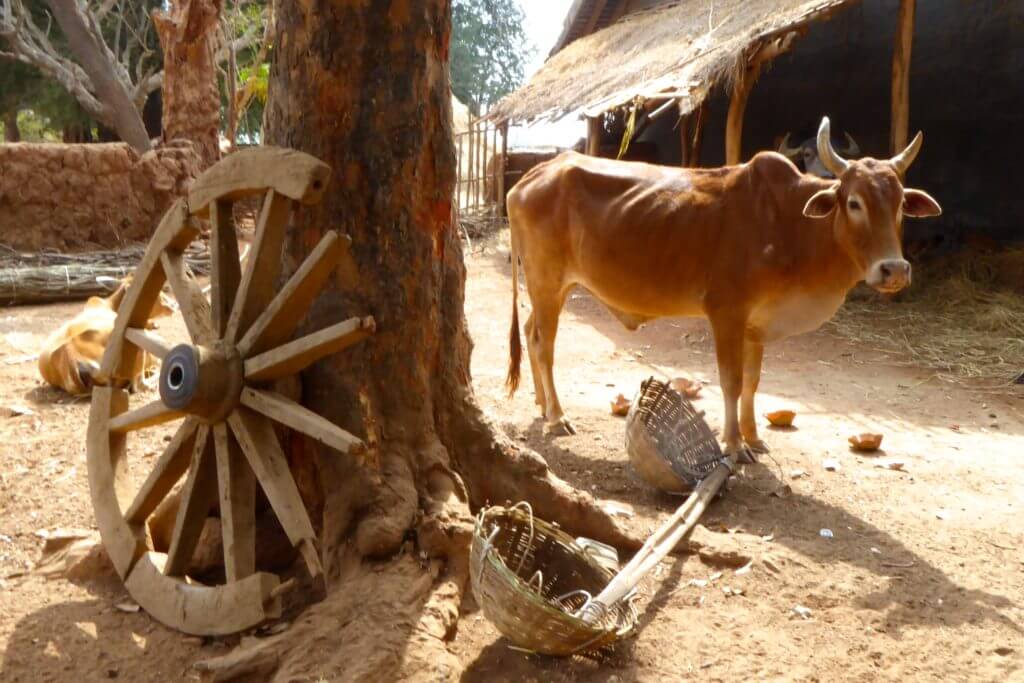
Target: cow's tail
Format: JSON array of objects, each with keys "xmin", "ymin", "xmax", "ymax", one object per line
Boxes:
[{"xmin": 506, "ymin": 222, "xmax": 522, "ymax": 397}]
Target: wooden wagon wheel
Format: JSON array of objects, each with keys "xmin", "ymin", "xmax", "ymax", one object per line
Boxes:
[{"xmin": 87, "ymin": 147, "xmax": 374, "ymax": 636}]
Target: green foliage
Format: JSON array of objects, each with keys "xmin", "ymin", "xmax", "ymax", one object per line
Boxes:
[{"xmin": 451, "ymin": 0, "xmax": 532, "ymax": 116}]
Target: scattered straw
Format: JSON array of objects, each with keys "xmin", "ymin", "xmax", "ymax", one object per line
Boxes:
[{"xmin": 828, "ymin": 247, "xmax": 1024, "ymax": 394}]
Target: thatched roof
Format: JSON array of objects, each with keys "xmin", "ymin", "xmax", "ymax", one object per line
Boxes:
[{"xmin": 490, "ymin": 0, "xmax": 856, "ymax": 125}]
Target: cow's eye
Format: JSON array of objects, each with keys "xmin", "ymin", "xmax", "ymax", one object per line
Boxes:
[{"xmin": 848, "ymin": 198, "xmax": 862, "ymax": 211}]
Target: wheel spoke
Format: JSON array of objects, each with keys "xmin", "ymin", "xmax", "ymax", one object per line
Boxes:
[
  {"xmin": 125, "ymin": 418, "xmax": 200, "ymax": 525},
  {"xmin": 108, "ymin": 399, "xmax": 183, "ymax": 433},
  {"xmin": 125, "ymin": 327, "xmax": 171, "ymax": 360},
  {"xmin": 225, "ymin": 189, "xmax": 290, "ymax": 343},
  {"xmin": 244, "ymin": 316, "xmax": 375, "ymax": 383},
  {"xmin": 209, "ymin": 199, "xmax": 242, "ymax": 337},
  {"xmin": 164, "ymin": 425, "xmax": 218, "ymax": 577},
  {"xmin": 213, "ymin": 423, "xmax": 256, "ymax": 581},
  {"xmin": 239, "ymin": 387, "xmax": 365, "ymax": 456},
  {"xmin": 236, "ymin": 231, "xmax": 349, "ymax": 358},
  {"xmin": 161, "ymin": 250, "xmax": 215, "ymax": 345},
  {"xmin": 227, "ymin": 408, "xmax": 316, "ymax": 547}
]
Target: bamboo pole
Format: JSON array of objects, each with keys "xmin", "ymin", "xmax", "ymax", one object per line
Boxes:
[
  {"xmin": 890, "ymin": 0, "xmax": 916, "ymax": 169},
  {"xmin": 689, "ymin": 103, "xmax": 705, "ymax": 168},
  {"xmin": 467, "ymin": 120, "xmax": 475, "ymax": 208},
  {"xmin": 678, "ymin": 114, "xmax": 690, "ymax": 167}
]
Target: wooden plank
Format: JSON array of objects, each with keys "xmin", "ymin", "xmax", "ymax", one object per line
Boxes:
[
  {"xmin": 213, "ymin": 423, "xmax": 256, "ymax": 582},
  {"xmin": 586, "ymin": 116, "xmax": 602, "ymax": 156},
  {"xmin": 236, "ymin": 231, "xmax": 348, "ymax": 358},
  {"xmin": 890, "ymin": 0, "xmax": 916, "ymax": 170},
  {"xmin": 100, "ymin": 200, "xmax": 198, "ymax": 381},
  {"xmin": 125, "ymin": 327, "xmax": 171, "ymax": 360},
  {"xmin": 125, "ymin": 417, "xmax": 200, "ymax": 524},
  {"xmin": 243, "ymin": 316, "xmax": 374, "ymax": 383},
  {"xmin": 87, "ymin": 386, "xmax": 145, "ymax": 578},
  {"xmin": 239, "ymin": 387, "xmax": 365, "ymax": 456},
  {"xmin": 209, "ymin": 199, "xmax": 242, "ymax": 337},
  {"xmin": 161, "ymin": 250, "xmax": 215, "ymax": 345},
  {"xmin": 188, "ymin": 146, "xmax": 331, "ymax": 218},
  {"xmin": 227, "ymin": 408, "xmax": 316, "ymax": 546},
  {"xmin": 225, "ymin": 189, "xmax": 290, "ymax": 344},
  {"xmin": 108, "ymin": 399, "xmax": 184, "ymax": 433},
  {"xmin": 164, "ymin": 425, "xmax": 218, "ymax": 577},
  {"xmin": 125, "ymin": 552, "xmax": 280, "ymax": 636}
]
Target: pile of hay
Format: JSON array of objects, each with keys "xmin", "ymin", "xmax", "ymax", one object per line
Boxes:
[{"xmin": 829, "ymin": 247, "xmax": 1024, "ymax": 392}]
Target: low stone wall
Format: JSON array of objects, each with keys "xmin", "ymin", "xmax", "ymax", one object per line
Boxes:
[{"xmin": 0, "ymin": 140, "xmax": 202, "ymax": 251}]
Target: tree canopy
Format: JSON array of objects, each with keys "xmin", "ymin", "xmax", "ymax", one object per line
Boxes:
[{"xmin": 450, "ymin": 0, "xmax": 532, "ymax": 116}]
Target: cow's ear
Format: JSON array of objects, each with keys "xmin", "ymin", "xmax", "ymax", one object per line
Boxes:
[
  {"xmin": 803, "ymin": 188, "xmax": 839, "ymax": 218},
  {"xmin": 903, "ymin": 189, "xmax": 942, "ymax": 218}
]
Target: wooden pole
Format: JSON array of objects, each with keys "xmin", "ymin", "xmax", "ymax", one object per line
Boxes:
[
  {"xmin": 689, "ymin": 103, "xmax": 705, "ymax": 168},
  {"xmin": 678, "ymin": 114, "xmax": 690, "ymax": 167},
  {"xmin": 467, "ymin": 119, "xmax": 475, "ymax": 208},
  {"xmin": 725, "ymin": 66, "xmax": 758, "ymax": 166},
  {"xmin": 586, "ymin": 115, "xmax": 602, "ymax": 156},
  {"xmin": 498, "ymin": 120, "xmax": 508, "ymax": 217},
  {"xmin": 890, "ymin": 0, "xmax": 916, "ymax": 163}
]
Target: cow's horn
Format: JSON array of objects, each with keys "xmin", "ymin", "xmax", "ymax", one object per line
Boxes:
[
  {"xmin": 777, "ymin": 133, "xmax": 802, "ymax": 158},
  {"xmin": 890, "ymin": 130, "xmax": 923, "ymax": 175},
  {"xmin": 817, "ymin": 117, "xmax": 849, "ymax": 176},
  {"xmin": 840, "ymin": 131, "xmax": 861, "ymax": 156}
]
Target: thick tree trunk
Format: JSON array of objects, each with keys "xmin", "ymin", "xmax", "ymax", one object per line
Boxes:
[
  {"xmin": 3, "ymin": 111, "xmax": 19, "ymax": 142},
  {"xmin": 43, "ymin": 0, "xmax": 151, "ymax": 152},
  {"xmin": 195, "ymin": 1, "xmax": 636, "ymax": 680},
  {"xmin": 153, "ymin": 0, "xmax": 223, "ymax": 169}
]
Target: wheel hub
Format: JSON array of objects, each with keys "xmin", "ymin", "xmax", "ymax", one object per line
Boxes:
[{"xmin": 159, "ymin": 342, "xmax": 243, "ymax": 422}]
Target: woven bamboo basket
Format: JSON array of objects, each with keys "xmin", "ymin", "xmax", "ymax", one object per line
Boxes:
[
  {"xmin": 470, "ymin": 504, "xmax": 639, "ymax": 657},
  {"xmin": 625, "ymin": 376, "xmax": 723, "ymax": 493}
]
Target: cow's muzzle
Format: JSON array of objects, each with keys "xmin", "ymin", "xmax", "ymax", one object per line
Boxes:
[{"xmin": 868, "ymin": 259, "xmax": 912, "ymax": 293}]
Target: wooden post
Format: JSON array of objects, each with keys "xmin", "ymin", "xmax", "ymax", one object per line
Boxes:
[
  {"xmin": 678, "ymin": 114, "xmax": 690, "ymax": 167},
  {"xmin": 498, "ymin": 120, "xmax": 509, "ymax": 217},
  {"xmin": 586, "ymin": 115, "xmax": 602, "ymax": 156},
  {"xmin": 689, "ymin": 103, "xmax": 705, "ymax": 168},
  {"xmin": 890, "ymin": 0, "xmax": 915, "ymax": 163},
  {"xmin": 466, "ymin": 119, "xmax": 475, "ymax": 208},
  {"xmin": 725, "ymin": 66, "xmax": 758, "ymax": 166}
]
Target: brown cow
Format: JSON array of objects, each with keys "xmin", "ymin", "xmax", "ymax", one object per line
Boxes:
[
  {"xmin": 506, "ymin": 117, "xmax": 941, "ymax": 460},
  {"xmin": 38, "ymin": 276, "xmax": 175, "ymax": 395}
]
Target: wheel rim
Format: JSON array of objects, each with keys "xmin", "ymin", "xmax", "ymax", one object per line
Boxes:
[{"xmin": 86, "ymin": 147, "xmax": 374, "ymax": 636}]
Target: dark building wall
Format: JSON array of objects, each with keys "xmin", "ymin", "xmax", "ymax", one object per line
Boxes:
[{"xmin": 642, "ymin": 0, "xmax": 1024, "ymax": 243}]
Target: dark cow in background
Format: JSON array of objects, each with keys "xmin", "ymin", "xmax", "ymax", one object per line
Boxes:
[{"xmin": 778, "ymin": 129, "xmax": 862, "ymax": 178}]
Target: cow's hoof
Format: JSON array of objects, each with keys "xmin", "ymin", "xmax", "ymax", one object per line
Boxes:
[
  {"xmin": 725, "ymin": 443, "xmax": 758, "ymax": 464},
  {"xmin": 745, "ymin": 438, "xmax": 771, "ymax": 454},
  {"xmin": 545, "ymin": 417, "xmax": 576, "ymax": 436}
]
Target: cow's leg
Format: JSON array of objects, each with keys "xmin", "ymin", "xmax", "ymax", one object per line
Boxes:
[
  {"xmin": 740, "ymin": 339, "xmax": 769, "ymax": 453},
  {"xmin": 709, "ymin": 315, "xmax": 755, "ymax": 463},
  {"xmin": 523, "ymin": 312, "xmax": 545, "ymax": 411},
  {"xmin": 529, "ymin": 293, "xmax": 574, "ymax": 435}
]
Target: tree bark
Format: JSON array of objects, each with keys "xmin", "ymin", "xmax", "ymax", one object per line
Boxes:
[
  {"xmin": 43, "ymin": 0, "xmax": 151, "ymax": 152},
  {"xmin": 3, "ymin": 111, "xmax": 19, "ymax": 142},
  {"xmin": 195, "ymin": 1, "xmax": 636, "ymax": 680},
  {"xmin": 153, "ymin": 0, "xmax": 223, "ymax": 169}
]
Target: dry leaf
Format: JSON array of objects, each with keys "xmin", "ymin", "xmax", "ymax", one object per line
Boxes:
[
  {"xmin": 822, "ymin": 459, "xmax": 840, "ymax": 472},
  {"xmin": 790, "ymin": 469, "xmax": 808, "ymax": 479},
  {"xmin": 735, "ymin": 561, "xmax": 753, "ymax": 576},
  {"xmin": 115, "ymin": 602, "xmax": 140, "ymax": 613},
  {"xmin": 849, "ymin": 433, "xmax": 883, "ymax": 451},
  {"xmin": 764, "ymin": 409, "xmax": 796, "ymax": 427},
  {"xmin": 874, "ymin": 460, "xmax": 905, "ymax": 471},
  {"xmin": 791, "ymin": 605, "xmax": 813, "ymax": 619},
  {"xmin": 5, "ymin": 404, "xmax": 34, "ymax": 418},
  {"xmin": 610, "ymin": 394, "xmax": 631, "ymax": 416},
  {"xmin": 670, "ymin": 377, "xmax": 703, "ymax": 399}
]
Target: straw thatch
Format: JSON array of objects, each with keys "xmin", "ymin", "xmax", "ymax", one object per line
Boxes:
[{"xmin": 489, "ymin": 0, "xmax": 856, "ymax": 125}]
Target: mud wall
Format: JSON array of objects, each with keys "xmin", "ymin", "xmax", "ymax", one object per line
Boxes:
[{"xmin": 0, "ymin": 140, "xmax": 201, "ymax": 251}]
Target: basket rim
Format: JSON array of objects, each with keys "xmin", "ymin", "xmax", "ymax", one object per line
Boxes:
[{"xmin": 472, "ymin": 504, "xmax": 638, "ymax": 642}]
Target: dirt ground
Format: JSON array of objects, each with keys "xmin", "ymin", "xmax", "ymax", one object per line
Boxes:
[{"xmin": 1, "ymin": 229, "xmax": 1022, "ymax": 682}]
